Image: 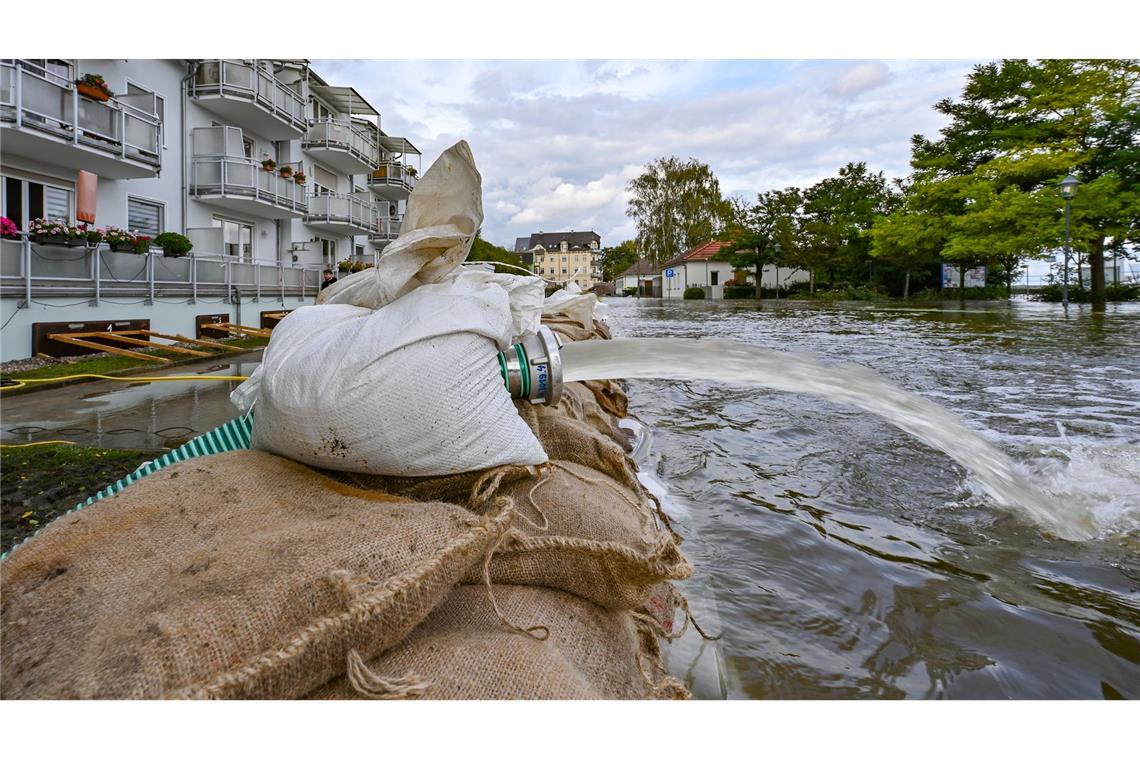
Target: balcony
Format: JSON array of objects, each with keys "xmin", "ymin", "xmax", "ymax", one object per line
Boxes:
[
  {"xmin": 189, "ymin": 60, "xmax": 307, "ymax": 140},
  {"xmin": 368, "ymin": 214, "xmax": 403, "ymax": 247},
  {"xmin": 188, "ymin": 127, "xmax": 307, "ymax": 219},
  {"xmin": 304, "ymin": 193, "xmax": 380, "ymax": 235},
  {"xmin": 301, "ymin": 118, "xmax": 378, "ymax": 176},
  {"xmin": 0, "ymin": 60, "xmax": 161, "ymax": 179},
  {"xmin": 368, "ymin": 162, "xmax": 417, "ymax": 199}
]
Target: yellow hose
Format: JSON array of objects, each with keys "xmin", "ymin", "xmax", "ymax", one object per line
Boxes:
[
  {"xmin": 1, "ymin": 374, "xmax": 249, "ymax": 391},
  {"xmin": 0, "ymin": 440, "xmax": 79, "ymax": 448}
]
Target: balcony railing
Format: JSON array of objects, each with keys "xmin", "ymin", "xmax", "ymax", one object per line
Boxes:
[
  {"xmin": 189, "ymin": 60, "xmax": 307, "ymax": 138},
  {"xmin": 368, "ymin": 214, "xmax": 403, "ymax": 244},
  {"xmin": 368, "ymin": 161, "xmax": 417, "ymax": 194},
  {"xmin": 304, "ymin": 193, "xmax": 380, "ymax": 234},
  {"xmin": 0, "ymin": 60, "xmax": 161, "ymax": 176},
  {"xmin": 302, "ymin": 118, "xmax": 379, "ymax": 174},
  {"xmin": 190, "ymin": 156, "xmax": 308, "ymax": 215},
  {"xmin": 1, "ymin": 235, "xmax": 322, "ymax": 306}
]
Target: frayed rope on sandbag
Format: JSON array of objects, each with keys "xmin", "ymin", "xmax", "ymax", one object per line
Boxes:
[{"xmin": 345, "ymin": 649, "xmax": 428, "ymax": 700}]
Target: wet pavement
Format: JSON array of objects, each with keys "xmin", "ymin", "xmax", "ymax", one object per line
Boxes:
[{"xmin": 1, "ymin": 353, "xmax": 261, "ymax": 450}]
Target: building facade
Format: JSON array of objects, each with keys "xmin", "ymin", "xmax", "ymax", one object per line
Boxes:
[
  {"xmin": 516, "ymin": 230, "xmax": 601, "ymax": 290},
  {"xmin": 0, "ymin": 59, "xmax": 420, "ymax": 361},
  {"xmin": 659, "ymin": 240, "xmax": 809, "ymax": 299}
]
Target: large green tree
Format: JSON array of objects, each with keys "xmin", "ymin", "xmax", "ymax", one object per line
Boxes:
[
  {"xmin": 908, "ymin": 59, "xmax": 1140, "ymax": 305},
  {"xmin": 715, "ymin": 187, "xmax": 803, "ymax": 298},
  {"xmin": 801, "ymin": 162, "xmax": 898, "ymax": 288},
  {"xmin": 626, "ymin": 157, "xmax": 726, "ymax": 265}
]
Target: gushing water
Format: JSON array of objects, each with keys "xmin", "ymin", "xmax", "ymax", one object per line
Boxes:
[{"xmin": 562, "ymin": 338, "xmax": 1096, "ymax": 541}]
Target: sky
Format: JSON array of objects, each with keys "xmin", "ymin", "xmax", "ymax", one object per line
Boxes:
[{"xmin": 313, "ymin": 59, "xmax": 983, "ymax": 250}]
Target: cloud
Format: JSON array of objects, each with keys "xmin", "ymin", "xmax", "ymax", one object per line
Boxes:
[
  {"xmin": 828, "ymin": 61, "xmax": 892, "ymax": 97},
  {"xmin": 313, "ymin": 59, "xmax": 978, "ymax": 248}
]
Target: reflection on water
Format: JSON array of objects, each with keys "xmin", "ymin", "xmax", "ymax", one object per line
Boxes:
[
  {"xmin": 2, "ymin": 354, "xmax": 261, "ymax": 450},
  {"xmin": 605, "ymin": 298, "xmax": 1139, "ymax": 699}
]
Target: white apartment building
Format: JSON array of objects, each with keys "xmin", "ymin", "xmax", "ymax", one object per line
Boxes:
[{"xmin": 0, "ymin": 58, "xmax": 421, "ymax": 361}]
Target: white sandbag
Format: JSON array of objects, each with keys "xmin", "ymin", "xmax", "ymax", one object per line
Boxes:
[
  {"xmin": 318, "ymin": 140, "xmax": 483, "ymax": 310},
  {"xmin": 543, "ymin": 282, "xmax": 607, "ymax": 328},
  {"xmin": 250, "ymin": 270, "xmax": 548, "ymax": 476}
]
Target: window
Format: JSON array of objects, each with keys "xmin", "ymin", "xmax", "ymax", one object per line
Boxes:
[
  {"xmin": 243, "ymin": 137, "xmax": 255, "ymax": 159},
  {"xmin": 313, "ymin": 166, "xmax": 337, "ymax": 195},
  {"xmin": 128, "ymin": 197, "xmax": 164, "ymax": 237},
  {"xmin": 155, "ymin": 95, "xmax": 166, "ymax": 147},
  {"xmin": 711, "ymin": 271, "xmax": 719, "ymax": 286},
  {"xmin": 212, "ymin": 215, "xmax": 253, "ymax": 260},
  {"xmin": 313, "ymin": 99, "xmax": 334, "ymax": 121},
  {"xmin": 355, "ymin": 245, "xmax": 365, "ymax": 258},
  {"xmin": 317, "ymin": 237, "xmax": 337, "ymax": 268},
  {"xmin": 2, "ymin": 175, "xmax": 73, "ymax": 228}
]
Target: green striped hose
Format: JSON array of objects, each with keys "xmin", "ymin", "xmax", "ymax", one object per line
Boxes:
[{"xmin": 1, "ymin": 413, "xmax": 254, "ymax": 561}]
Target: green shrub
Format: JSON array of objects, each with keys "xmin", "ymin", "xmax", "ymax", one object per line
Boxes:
[
  {"xmin": 683, "ymin": 286, "xmax": 706, "ymax": 300},
  {"xmin": 723, "ymin": 285, "xmax": 756, "ymax": 299},
  {"xmin": 622, "ymin": 286, "xmax": 637, "ymax": 297},
  {"xmin": 154, "ymin": 232, "xmax": 193, "ymax": 255},
  {"xmin": 1035, "ymin": 283, "xmax": 1139, "ymax": 302}
]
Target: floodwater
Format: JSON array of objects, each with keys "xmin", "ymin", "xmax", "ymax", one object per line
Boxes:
[
  {"xmin": 604, "ymin": 297, "xmax": 1140, "ymax": 699},
  {"xmin": 2, "ymin": 354, "xmax": 261, "ymax": 450}
]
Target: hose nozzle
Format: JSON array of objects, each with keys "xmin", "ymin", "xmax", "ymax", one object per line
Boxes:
[{"xmin": 498, "ymin": 325, "xmax": 563, "ymax": 405}]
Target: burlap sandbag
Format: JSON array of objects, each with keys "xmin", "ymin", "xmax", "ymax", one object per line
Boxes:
[
  {"xmin": 306, "ymin": 584, "xmax": 687, "ymax": 700},
  {"xmin": 0, "ymin": 450, "xmax": 513, "ymax": 700},
  {"xmin": 460, "ymin": 460, "xmax": 691, "ymax": 610}
]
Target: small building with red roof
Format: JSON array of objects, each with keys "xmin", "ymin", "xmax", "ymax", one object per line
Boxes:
[{"xmin": 660, "ymin": 240, "xmax": 809, "ymax": 299}]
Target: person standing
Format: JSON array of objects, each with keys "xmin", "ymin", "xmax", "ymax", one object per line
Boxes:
[{"xmin": 320, "ymin": 269, "xmax": 337, "ymax": 291}]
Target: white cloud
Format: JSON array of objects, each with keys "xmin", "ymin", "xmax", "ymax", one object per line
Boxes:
[{"xmin": 314, "ymin": 59, "xmax": 979, "ymax": 247}]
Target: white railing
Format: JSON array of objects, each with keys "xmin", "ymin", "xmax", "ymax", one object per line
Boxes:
[
  {"xmin": 189, "ymin": 155, "xmax": 308, "ymax": 213},
  {"xmin": 305, "ymin": 193, "xmax": 380, "ymax": 233},
  {"xmin": 0, "ymin": 60, "xmax": 161, "ymax": 168},
  {"xmin": 368, "ymin": 161, "xmax": 418, "ymax": 191},
  {"xmin": 190, "ymin": 59, "xmax": 307, "ymax": 132},
  {"xmin": 0, "ymin": 235, "xmax": 322, "ymax": 306},
  {"xmin": 303, "ymin": 118, "xmax": 378, "ymax": 168},
  {"xmin": 369, "ymin": 214, "xmax": 403, "ymax": 243}
]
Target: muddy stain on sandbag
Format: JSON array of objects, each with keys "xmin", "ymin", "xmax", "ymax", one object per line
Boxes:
[{"xmin": 319, "ymin": 427, "xmax": 350, "ymax": 459}]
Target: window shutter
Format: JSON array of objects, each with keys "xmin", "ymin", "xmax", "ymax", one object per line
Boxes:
[
  {"xmin": 128, "ymin": 198, "xmax": 163, "ymax": 236},
  {"xmin": 45, "ymin": 186, "xmax": 71, "ymax": 221},
  {"xmin": 314, "ymin": 166, "xmax": 338, "ymax": 192}
]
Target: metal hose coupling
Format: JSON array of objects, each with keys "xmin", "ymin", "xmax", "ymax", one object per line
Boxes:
[{"xmin": 497, "ymin": 325, "xmax": 564, "ymax": 405}]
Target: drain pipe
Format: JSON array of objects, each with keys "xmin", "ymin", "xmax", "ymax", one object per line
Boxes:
[
  {"xmin": 230, "ymin": 286, "xmax": 242, "ymax": 327},
  {"xmin": 180, "ymin": 63, "xmax": 197, "ymax": 236}
]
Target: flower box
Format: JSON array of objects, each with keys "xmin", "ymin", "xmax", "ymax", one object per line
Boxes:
[
  {"xmin": 32, "ymin": 234, "xmax": 69, "ymax": 247},
  {"xmin": 111, "ymin": 242, "xmax": 137, "ymax": 253},
  {"xmin": 77, "ymin": 82, "xmax": 111, "ymax": 102}
]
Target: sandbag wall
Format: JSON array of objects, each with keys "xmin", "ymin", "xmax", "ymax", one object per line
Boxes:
[{"xmin": 1, "ymin": 315, "xmax": 693, "ymax": 700}]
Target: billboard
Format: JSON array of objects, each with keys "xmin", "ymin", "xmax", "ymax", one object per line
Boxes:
[{"xmin": 942, "ymin": 264, "xmax": 987, "ymax": 288}]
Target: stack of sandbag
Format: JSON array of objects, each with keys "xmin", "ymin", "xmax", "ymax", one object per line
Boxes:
[
  {"xmin": 310, "ymin": 309, "xmax": 694, "ymax": 700},
  {"xmin": 0, "ymin": 451, "xmax": 514, "ymax": 699}
]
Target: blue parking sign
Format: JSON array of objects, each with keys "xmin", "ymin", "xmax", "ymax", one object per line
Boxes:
[{"xmin": 665, "ymin": 268, "xmax": 675, "ymax": 278}]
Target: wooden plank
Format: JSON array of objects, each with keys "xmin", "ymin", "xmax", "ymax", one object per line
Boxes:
[
  {"xmin": 202, "ymin": 323, "xmax": 272, "ymax": 338},
  {"xmin": 48, "ymin": 335, "xmax": 171, "ymax": 363},
  {"xmin": 141, "ymin": 330, "xmax": 245, "ymax": 353},
  {"xmin": 33, "ymin": 319, "xmax": 151, "ymax": 358},
  {"xmin": 93, "ymin": 333, "xmax": 212, "ymax": 357}
]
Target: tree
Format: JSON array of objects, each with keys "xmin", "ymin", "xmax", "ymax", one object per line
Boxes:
[
  {"xmin": 909, "ymin": 59, "xmax": 1140, "ymax": 306},
  {"xmin": 626, "ymin": 157, "xmax": 726, "ymax": 265},
  {"xmin": 714, "ymin": 188, "xmax": 802, "ymax": 299},
  {"xmin": 597, "ymin": 239, "xmax": 640, "ymax": 282},
  {"xmin": 801, "ymin": 162, "xmax": 897, "ymax": 288},
  {"xmin": 468, "ymin": 233, "xmax": 526, "ymax": 274}
]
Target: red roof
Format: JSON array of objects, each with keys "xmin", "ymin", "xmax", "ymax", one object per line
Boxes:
[
  {"xmin": 661, "ymin": 240, "xmax": 733, "ymax": 269},
  {"xmin": 682, "ymin": 240, "xmax": 732, "ymax": 261}
]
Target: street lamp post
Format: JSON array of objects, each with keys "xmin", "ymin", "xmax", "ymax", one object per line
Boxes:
[{"xmin": 1059, "ymin": 174, "xmax": 1081, "ymax": 308}]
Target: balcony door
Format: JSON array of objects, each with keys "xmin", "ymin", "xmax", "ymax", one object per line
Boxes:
[
  {"xmin": 2, "ymin": 174, "xmax": 73, "ymax": 230},
  {"xmin": 212, "ymin": 214, "xmax": 253, "ymax": 261}
]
